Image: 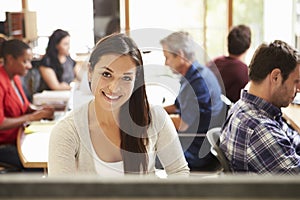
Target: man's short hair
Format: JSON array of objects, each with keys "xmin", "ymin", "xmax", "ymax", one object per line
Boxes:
[
  {"xmin": 249, "ymin": 40, "xmax": 300, "ymax": 83},
  {"xmin": 228, "ymin": 24, "xmax": 251, "ymax": 55}
]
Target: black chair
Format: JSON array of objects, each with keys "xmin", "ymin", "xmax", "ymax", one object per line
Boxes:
[
  {"xmin": 206, "ymin": 127, "xmax": 231, "ymax": 173},
  {"xmin": 21, "ymin": 59, "xmax": 41, "ymax": 103},
  {"xmin": 0, "ymin": 162, "xmax": 20, "ymax": 174}
]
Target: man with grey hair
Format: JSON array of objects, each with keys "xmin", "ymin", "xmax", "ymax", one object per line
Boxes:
[{"xmin": 160, "ymin": 31, "xmax": 225, "ymax": 171}]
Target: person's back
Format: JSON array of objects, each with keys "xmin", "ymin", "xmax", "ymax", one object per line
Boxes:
[
  {"xmin": 182, "ymin": 62, "xmax": 225, "ymax": 171},
  {"xmin": 195, "ymin": 63, "xmax": 225, "ymax": 130},
  {"xmin": 212, "ymin": 56, "xmax": 248, "ymax": 102},
  {"xmin": 209, "ymin": 24, "xmax": 251, "ymax": 103},
  {"xmin": 160, "ymin": 31, "xmax": 225, "ymax": 171},
  {"xmin": 220, "ymin": 40, "xmax": 300, "ymax": 174}
]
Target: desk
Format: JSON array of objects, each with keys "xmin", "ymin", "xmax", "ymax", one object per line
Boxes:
[
  {"xmin": 16, "ymin": 120, "xmax": 58, "ymax": 169},
  {"xmin": 282, "ymin": 103, "xmax": 300, "ymax": 133}
]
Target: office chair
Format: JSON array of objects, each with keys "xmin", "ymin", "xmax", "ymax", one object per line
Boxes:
[
  {"xmin": 21, "ymin": 60, "xmax": 41, "ymax": 102},
  {"xmin": 220, "ymin": 94, "xmax": 233, "ymax": 117},
  {"xmin": 206, "ymin": 127, "xmax": 231, "ymax": 173},
  {"xmin": 0, "ymin": 162, "xmax": 20, "ymax": 174}
]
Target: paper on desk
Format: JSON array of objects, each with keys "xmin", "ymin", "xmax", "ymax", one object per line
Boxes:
[
  {"xmin": 33, "ymin": 90, "xmax": 71, "ymax": 105},
  {"xmin": 24, "ymin": 121, "xmax": 56, "ymax": 134}
]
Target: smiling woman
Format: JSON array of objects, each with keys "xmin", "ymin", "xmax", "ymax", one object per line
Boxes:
[
  {"xmin": 48, "ymin": 33, "xmax": 190, "ymax": 177},
  {"xmin": 89, "ymin": 54, "xmax": 136, "ymax": 111}
]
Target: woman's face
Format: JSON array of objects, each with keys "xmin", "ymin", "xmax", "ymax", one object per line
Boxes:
[
  {"xmin": 9, "ymin": 48, "xmax": 32, "ymax": 76},
  {"xmin": 56, "ymin": 36, "xmax": 70, "ymax": 56},
  {"xmin": 89, "ymin": 54, "xmax": 137, "ymax": 111}
]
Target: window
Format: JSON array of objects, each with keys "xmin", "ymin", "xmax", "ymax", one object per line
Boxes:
[
  {"xmin": 126, "ymin": 0, "xmax": 264, "ymax": 64},
  {"xmin": 27, "ymin": 0, "xmax": 94, "ymax": 55},
  {"xmin": 233, "ymin": 0, "xmax": 264, "ymax": 64}
]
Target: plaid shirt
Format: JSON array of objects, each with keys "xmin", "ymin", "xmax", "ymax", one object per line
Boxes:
[{"xmin": 220, "ymin": 90, "xmax": 300, "ymax": 174}]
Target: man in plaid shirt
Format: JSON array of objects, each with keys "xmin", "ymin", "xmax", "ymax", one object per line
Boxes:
[{"xmin": 220, "ymin": 40, "xmax": 300, "ymax": 174}]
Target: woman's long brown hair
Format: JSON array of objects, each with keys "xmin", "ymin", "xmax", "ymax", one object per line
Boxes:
[{"xmin": 89, "ymin": 33, "xmax": 151, "ymax": 174}]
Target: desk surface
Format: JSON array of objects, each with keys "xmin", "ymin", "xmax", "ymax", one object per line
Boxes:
[
  {"xmin": 282, "ymin": 103, "xmax": 300, "ymax": 133},
  {"xmin": 16, "ymin": 120, "xmax": 57, "ymax": 169}
]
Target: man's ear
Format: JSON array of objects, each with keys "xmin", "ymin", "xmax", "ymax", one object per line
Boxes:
[
  {"xmin": 270, "ymin": 68, "xmax": 282, "ymax": 84},
  {"xmin": 178, "ymin": 49, "xmax": 188, "ymax": 64},
  {"xmin": 178, "ymin": 50, "xmax": 185, "ymax": 58}
]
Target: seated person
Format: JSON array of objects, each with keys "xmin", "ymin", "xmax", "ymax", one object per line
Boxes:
[
  {"xmin": 48, "ymin": 33, "xmax": 190, "ymax": 176},
  {"xmin": 160, "ymin": 31, "xmax": 225, "ymax": 171},
  {"xmin": 38, "ymin": 29, "xmax": 76, "ymax": 92},
  {"xmin": 0, "ymin": 39, "xmax": 54, "ymax": 170},
  {"xmin": 220, "ymin": 40, "xmax": 300, "ymax": 174},
  {"xmin": 207, "ymin": 24, "xmax": 251, "ymax": 103}
]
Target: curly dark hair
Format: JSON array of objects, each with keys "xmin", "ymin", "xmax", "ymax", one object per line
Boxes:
[{"xmin": 249, "ymin": 40, "xmax": 300, "ymax": 83}]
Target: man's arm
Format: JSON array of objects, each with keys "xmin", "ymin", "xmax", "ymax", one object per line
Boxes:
[
  {"xmin": 164, "ymin": 104, "xmax": 177, "ymax": 114},
  {"xmin": 169, "ymin": 114, "xmax": 189, "ymax": 132}
]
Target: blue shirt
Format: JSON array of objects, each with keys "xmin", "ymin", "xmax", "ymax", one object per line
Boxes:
[
  {"xmin": 176, "ymin": 61, "xmax": 224, "ymax": 169},
  {"xmin": 220, "ymin": 90, "xmax": 300, "ymax": 174},
  {"xmin": 176, "ymin": 61, "xmax": 224, "ymax": 133}
]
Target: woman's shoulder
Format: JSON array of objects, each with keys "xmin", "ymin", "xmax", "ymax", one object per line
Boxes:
[
  {"xmin": 52, "ymin": 102, "xmax": 89, "ymax": 135},
  {"xmin": 149, "ymin": 104, "xmax": 166, "ymax": 119},
  {"xmin": 39, "ymin": 55, "xmax": 52, "ymax": 67},
  {"xmin": 66, "ymin": 55, "xmax": 76, "ymax": 66},
  {"xmin": 148, "ymin": 104, "xmax": 170, "ymax": 131},
  {"xmin": 0, "ymin": 67, "xmax": 9, "ymax": 87}
]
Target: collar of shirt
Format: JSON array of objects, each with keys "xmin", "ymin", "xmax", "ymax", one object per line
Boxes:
[
  {"xmin": 180, "ymin": 61, "xmax": 202, "ymax": 84},
  {"xmin": 241, "ymin": 89, "xmax": 282, "ymax": 121}
]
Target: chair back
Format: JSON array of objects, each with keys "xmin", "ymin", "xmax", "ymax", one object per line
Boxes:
[
  {"xmin": 21, "ymin": 61, "xmax": 41, "ymax": 102},
  {"xmin": 220, "ymin": 94, "xmax": 233, "ymax": 118},
  {"xmin": 206, "ymin": 127, "xmax": 231, "ymax": 173}
]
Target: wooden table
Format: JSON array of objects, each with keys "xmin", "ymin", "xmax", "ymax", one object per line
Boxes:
[
  {"xmin": 16, "ymin": 121, "xmax": 57, "ymax": 170},
  {"xmin": 282, "ymin": 103, "xmax": 300, "ymax": 133}
]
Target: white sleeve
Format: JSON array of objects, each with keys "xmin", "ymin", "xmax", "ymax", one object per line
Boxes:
[
  {"xmin": 152, "ymin": 105, "xmax": 190, "ymax": 176},
  {"xmin": 48, "ymin": 115, "xmax": 79, "ymax": 175}
]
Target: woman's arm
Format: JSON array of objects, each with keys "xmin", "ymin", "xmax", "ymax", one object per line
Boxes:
[
  {"xmin": 48, "ymin": 116, "xmax": 79, "ymax": 175},
  {"xmin": 154, "ymin": 106, "xmax": 190, "ymax": 176},
  {"xmin": 39, "ymin": 66, "xmax": 71, "ymax": 90},
  {"xmin": 0, "ymin": 108, "xmax": 54, "ymax": 130}
]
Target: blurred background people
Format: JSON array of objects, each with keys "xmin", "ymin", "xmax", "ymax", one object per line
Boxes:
[
  {"xmin": 160, "ymin": 31, "xmax": 225, "ymax": 171},
  {"xmin": 0, "ymin": 39, "xmax": 54, "ymax": 171},
  {"xmin": 37, "ymin": 29, "xmax": 76, "ymax": 92},
  {"xmin": 208, "ymin": 24, "xmax": 251, "ymax": 103}
]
